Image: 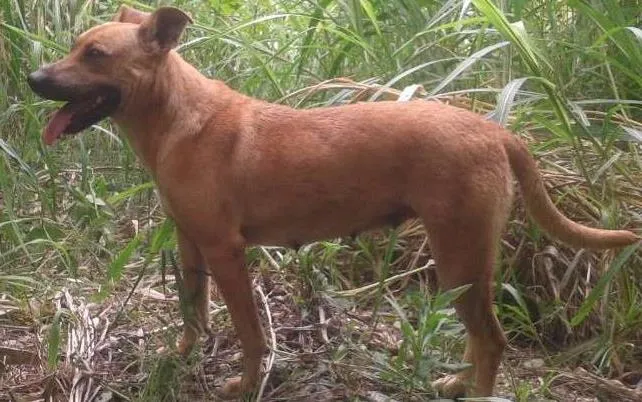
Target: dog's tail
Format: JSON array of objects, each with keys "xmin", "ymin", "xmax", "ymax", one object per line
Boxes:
[{"xmin": 503, "ymin": 135, "xmax": 639, "ymax": 249}]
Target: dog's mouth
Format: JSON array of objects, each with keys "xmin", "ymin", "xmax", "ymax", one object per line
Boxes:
[{"xmin": 43, "ymin": 87, "xmax": 120, "ymax": 145}]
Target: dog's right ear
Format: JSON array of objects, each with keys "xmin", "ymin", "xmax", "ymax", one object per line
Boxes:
[
  {"xmin": 112, "ymin": 5, "xmax": 150, "ymax": 24},
  {"xmin": 138, "ymin": 7, "xmax": 193, "ymax": 54}
]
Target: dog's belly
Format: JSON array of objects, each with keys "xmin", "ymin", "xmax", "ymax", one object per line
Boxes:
[{"xmin": 240, "ymin": 204, "xmax": 415, "ymax": 248}]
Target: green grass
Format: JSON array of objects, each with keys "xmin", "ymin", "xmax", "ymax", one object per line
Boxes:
[{"xmin": 1, "ymin": 0, "xmax": 641, "ymax": 401}]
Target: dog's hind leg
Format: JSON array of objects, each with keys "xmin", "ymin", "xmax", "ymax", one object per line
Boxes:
[
  {"xmin": 200, "ymin": 238, "xmax": 267, "ymax": 398},
  {"xmin": 428, "ymin": 217, "xmax": 507, "ymax": 397},
  {"xmin": 176, "ymin": 229, "xmax": 211, "ymax": 356},
  {"xmin": 416, "ymin": 176, "xmax": 511, "ymax": 397}
]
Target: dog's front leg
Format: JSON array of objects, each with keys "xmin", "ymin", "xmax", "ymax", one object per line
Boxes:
[
  {"xmin": 202, "ymin": 240, "xmax": 266, "ymax": 398},
  {"xmin": 176, "ymin": 229, "xmax": 211, "ymax": 356}
]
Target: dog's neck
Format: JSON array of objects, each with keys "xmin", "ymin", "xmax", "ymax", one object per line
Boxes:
[{"xmin": 112, "ymin": 52, "xmax": 232, "ymax": 172}]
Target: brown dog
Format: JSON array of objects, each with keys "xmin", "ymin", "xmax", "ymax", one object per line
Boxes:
[{"xmin": 28, "ymin": 5, "xmax": 639, "ymax": 399}]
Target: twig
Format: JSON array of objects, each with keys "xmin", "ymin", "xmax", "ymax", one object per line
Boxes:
[
  {"xmin": 260, "ymin": 247, "xmax": 281, "ymax": 270},
  {"xmin": 109, "ymin": 258, "xmax": 149, "ymax": 332},
  {"xmin": 332, "ymin": 260, "xmax": 435, "ymax": 297},
  {"xmin": 255, "ymin": 283, "xmax": 276, "ymax": 401},
  {"xmin": 406, "ymin": 236, "xmax": 428, "ymax": 271},
  {"xmin": 318, "ymin": 306, "xmax": 329, "ymax": 343}
]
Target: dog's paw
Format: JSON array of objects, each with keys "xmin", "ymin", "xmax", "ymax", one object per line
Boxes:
[
  {"xmin": 216, "ymin": 376, "xmax": 260, "ymax": 400},
  {"xmin": 218, "ymin": 376, "xmax": 243, "ymax": 400},
  {"xmin": 432, "ymin": 374, "xmax": 468, "ymax": 399},
  {"xmin": 176, "ymin": 335, "xmax": 195, "ymax": 357}
]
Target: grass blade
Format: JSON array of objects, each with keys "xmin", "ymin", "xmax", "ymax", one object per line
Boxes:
[
  {"xmin": 571, "ymin": 243, "xmax": 641, "ymax": 327},
  {"xmin": 429, "ymin": 41, "xmax": 509, "ymax": 95}
]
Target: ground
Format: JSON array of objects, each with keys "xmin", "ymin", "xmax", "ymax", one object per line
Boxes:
[{"xmin": 1, "ymin": 231, "xmax": 641, "ymax": 401}]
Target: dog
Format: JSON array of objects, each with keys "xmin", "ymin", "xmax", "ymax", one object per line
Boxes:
[{"xmin": 27, "ymin": 5, "xmax": 639, "ymax": 399}]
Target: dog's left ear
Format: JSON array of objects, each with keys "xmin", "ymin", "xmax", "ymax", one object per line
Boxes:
[{"xmin": 139, "ymin": 7, "xmax": 193, "ymax": 53}]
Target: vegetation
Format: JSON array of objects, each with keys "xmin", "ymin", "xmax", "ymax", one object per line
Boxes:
[{"xmin": 1, "ymin": 0, "xmax": 641, "ymax": 400}]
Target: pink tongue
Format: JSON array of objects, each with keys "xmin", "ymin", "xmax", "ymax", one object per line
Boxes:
[{"xmin": 43, "ymin": 108, "xmax": 73, "ymax": 145}]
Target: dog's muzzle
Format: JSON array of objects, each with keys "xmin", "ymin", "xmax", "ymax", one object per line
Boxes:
[{"xmin": 27, "ymin": 67, "xmax": 121, "ymax": 145}]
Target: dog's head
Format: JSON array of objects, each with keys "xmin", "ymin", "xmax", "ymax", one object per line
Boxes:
[{"xmin": 27, "ymin": 6, "xmax": 192, "ymax": 145}]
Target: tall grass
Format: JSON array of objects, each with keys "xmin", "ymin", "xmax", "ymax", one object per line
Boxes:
[{"xmin": 1, "ymin": 0, "xmax": 641, "ymax": 400}]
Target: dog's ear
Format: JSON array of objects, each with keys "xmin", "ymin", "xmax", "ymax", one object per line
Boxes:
[
  {"xmin": 112, "ymin": 5, "xmax": 150, "ymax": 24},
  {"xmin": 138, "ymin": 7, "xmax": 193, "ymax": 53}
]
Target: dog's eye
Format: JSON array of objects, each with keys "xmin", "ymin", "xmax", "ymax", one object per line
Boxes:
[{"xmin": 85, "ymin": 47, "xmax": 106, "ymax": 58}]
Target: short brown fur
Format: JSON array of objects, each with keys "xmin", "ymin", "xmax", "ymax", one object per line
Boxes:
[{"xmin": 29, "ymin": 6, "xmax": 639, "ymax": 399}]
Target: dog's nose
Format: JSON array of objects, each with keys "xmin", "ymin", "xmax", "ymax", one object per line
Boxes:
[
  {"xmin": 27, "ymin": 68, "xmax": 66, "ymax": 100},
  {"xmin": 27, "ymin": 69, "xmax": 50, "ymax": 92}
]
